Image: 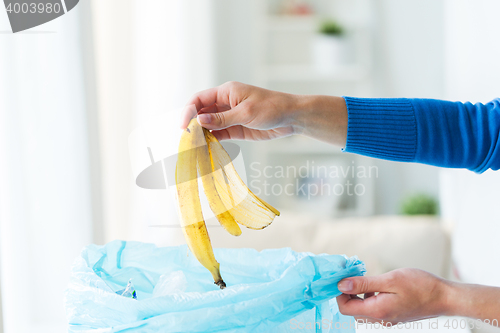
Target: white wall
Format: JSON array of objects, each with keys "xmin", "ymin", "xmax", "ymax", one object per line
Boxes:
[
  {"xmin": 131, "ymin": 0, "xmax": 217, "ymax": 246},
  {"xmin": 368, "ymin": 0, "xmax": 445, "ymax": 214},
  {"xmin": 441, "ymin": 0, "xmax": 500, "ymax": 286},
  {"xmin": 444, "ymin": 0, "xmax": 500, "ymax": 103},
  {"xmin": 441, "ymin": 170, "xmax": 500, "ymax": 286},
  {"xmin": 0, "ymin": 5, "xmax": 93, "ymax": 333},
  {"xmin": 212, "ymin": 0, "xmax": 256, "ymax": 85},
  {"xmin": 90, "ymin": 0, "xmax": 217, "ymax": 246},
  {"xmin": 372, "ymin": 0, "xmax": 445, "ymax": 99}
]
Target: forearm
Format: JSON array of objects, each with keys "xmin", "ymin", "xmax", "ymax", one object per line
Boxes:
[
  {"xmin": 292, "ymin": 94, "xmax": 348, "ymax": 147},
  {"xmin": 293, "ymin": 95, "xmax": 500, "ymax": 173},
  {"xmin": 445, "ymin": 281, "xmax": 500, "ymax": 321}
]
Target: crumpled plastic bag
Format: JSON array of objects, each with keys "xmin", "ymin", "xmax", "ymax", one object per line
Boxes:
[
  {"xmin": 65, "ymin": 240, "xmax": 365, "ymax": 333},
  {"xmin": 115, "ymin": 279, "xmax": 137, "ymax": 299}
]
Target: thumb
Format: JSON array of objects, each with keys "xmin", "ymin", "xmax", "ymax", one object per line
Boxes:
[
  {"xmin": 338, "ymin": 276, "xmax": 387, "ymax": 294},
  {"xmin": 197, "ymin": 106, "xmax": 246, "ymax": 130}
]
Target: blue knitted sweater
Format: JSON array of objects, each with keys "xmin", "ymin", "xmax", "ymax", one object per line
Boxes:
[{"xmin": 343, "ymin": 97, "xmax": 500, "ymax": 173}]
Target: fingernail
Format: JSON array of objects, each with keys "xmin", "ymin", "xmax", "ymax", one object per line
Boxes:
[
  {"xmin": 198, "ymin": 114, "xmax": 211, "ymax": 124},
  {"xmin": 338, "ymin": 280, "xmax": 353, "ymax": 292}
]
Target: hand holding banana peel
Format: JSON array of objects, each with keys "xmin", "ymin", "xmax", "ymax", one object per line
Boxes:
[{"xmin": 175, "ymin": 118, "xmax": 280, "ymax": 289}]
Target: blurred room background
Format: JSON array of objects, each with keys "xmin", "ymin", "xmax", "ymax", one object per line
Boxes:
[{"xmin": 1, "ymin": 0, "xmax": 500, "ymax": 332}]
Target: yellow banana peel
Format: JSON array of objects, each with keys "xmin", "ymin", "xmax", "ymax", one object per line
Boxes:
[
  {"xmin": 204, "ymin": 128, "xmax": 280, "ymax": 229},
  {"xmin": 197, "ymin": 128, "xmax": 242, "ymax": 237},
  {"xmin": 175, "ymin": 118, "xmax": 280, "ymax": 289},
  {"xmin": 175, "ymin": 120, "xmax": 225, "ymax": 288}
]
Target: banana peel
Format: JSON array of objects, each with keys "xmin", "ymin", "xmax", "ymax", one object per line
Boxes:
[
  {"xmin": 197, "ymin": 130, "xmax": 242, "ymax": 237},
  {"xmin": 203, "ymin": 129, "xmax": 280, "ymax": 229},
  {"xmin": 175, "ymin": 120, "xmax": 225, "ymax": 289},
  {"xmin": 175, "ymin": 118, "xmax": 280, "ymax": 289}
]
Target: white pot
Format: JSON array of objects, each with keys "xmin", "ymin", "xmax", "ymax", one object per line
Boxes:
[{"xmin": 311, "ymin": 35, "xmax": 347, "ymax": 73}]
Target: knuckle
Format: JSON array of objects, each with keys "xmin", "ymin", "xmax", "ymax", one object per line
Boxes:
[
  {"xmin": 243, "ymin": 99, "xmax": 255, "ymax": 110},
  {"xmin": 356, "ymin": 279, "xmax": 369, "ymax": 293},
  {"xmin": 385, "ymin": 273, "xmax": 395, "ymax": 284},
  {"xmin": 223, "ymin": 81, "xmax": 238, "ymax": 89},
  {"xmin": 186, "ymin": 93, "xmax": 200, "ymax": 107},
  {"xmin": 386, "ymin": 270, "xmax": 403, "ymax": 287},
  {"xmin": 215, "ymin": 112, "xmax": 226, "ymax": 127},
  {"xmin": 398, "ymin": 267, "xmax": 411, "ymax": 275}
]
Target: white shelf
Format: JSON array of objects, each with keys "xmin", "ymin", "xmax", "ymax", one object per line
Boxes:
[
  {"xmin": 252, "ymin": 0, "xmax": 376, "ymax": 217},
  {"xmin": 263, "ymin": 64, "xmax": 368, "ymax": 82}
]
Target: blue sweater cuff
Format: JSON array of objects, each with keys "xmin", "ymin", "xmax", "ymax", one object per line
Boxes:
[{"xmin": 343, "ymin": 97, "xmax": 417, "ymax": 162}]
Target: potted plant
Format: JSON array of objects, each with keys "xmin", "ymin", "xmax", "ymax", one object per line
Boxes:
[
  {"xmin": 401, "ymin": 194, "xmax": 439, "ymax": 215},
  {"xmin": 311, "ymin": 19, "xmax": 346, "ymax": 72}
]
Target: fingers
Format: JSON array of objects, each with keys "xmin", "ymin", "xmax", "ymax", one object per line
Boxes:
[
  {"xmin": 211, "ymin": 128, "xmax": 237, "ymax": 141},
  {"xmin": 181, "ymin": 86, "xmax": 228, "ymax": 129},
  {"xmin": 211, "ymin": 126, "xmax": 261, "ymax": 141},
  {"xmin": 198, "ymin": 103, "xmax": 231, "ymax": 114},
  {"xmin": 197, "ymin": 106, "xmax": 248, "ymax": 130},
  {"xmin": 338, "ymin": 275, "xmax": 390, "ymax": 295},
  {"xmin": 185, "ymin": 87, "xmax": 220, "ymax": 112},
  {"xmin": 336, "ymin": 292, "xmax": 382, "ymax": 318},
  {"xmin": 179, "ymin": 104, "xmax": 199, "ymax": 129},
  {"xmin": 364, "ymin": 292, "xmax": 376, "ymax": 299},
  {"xmin": 336, "ymin": 275, "xmax": 394, "ymax": 318},
  {"xmin": 182, "ymin": 81, "xmax": 252, "ymax": 129}
]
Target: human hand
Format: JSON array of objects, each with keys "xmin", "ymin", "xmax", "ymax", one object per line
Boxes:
[
  {"xmin": 336, "ymin": 268, "xmax": 451, "ymax": 324},
  {"xmin": 181, "ymin": 81, "xmax": 348, "ymax": 146},
  {"xmin": 181, "ymin": 81, "xmax": 299, "ymax": 141}
]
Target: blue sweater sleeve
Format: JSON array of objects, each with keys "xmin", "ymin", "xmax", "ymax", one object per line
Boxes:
[{"xmin": 343, "ymin": 97, "xmax": 500, "ymax": 173}]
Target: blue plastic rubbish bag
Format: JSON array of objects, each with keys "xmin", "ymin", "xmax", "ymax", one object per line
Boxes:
[{"xmin": 65, "ymin": 240, "xmax": 365, "ymax": 333}]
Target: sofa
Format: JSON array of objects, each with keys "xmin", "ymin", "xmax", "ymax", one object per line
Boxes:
[{"xmin": 209, "ymin": 212, "xmax": 451, "ymax": 279}]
